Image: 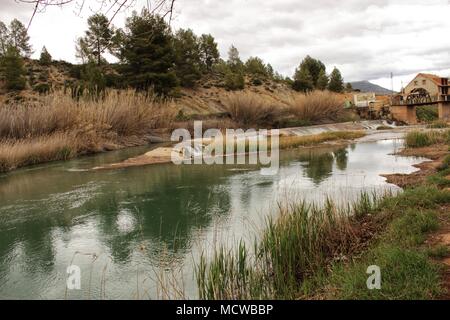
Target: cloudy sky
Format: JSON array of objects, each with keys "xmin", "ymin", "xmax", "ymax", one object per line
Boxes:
[{"xmin": 1, "ymin": 0, "xmax": 450, "ymax": 90}]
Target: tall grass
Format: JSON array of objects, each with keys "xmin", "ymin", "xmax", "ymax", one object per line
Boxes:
[
  {"xmin": 286, "ymin": 91, "xmax": 346, "ymax": 124},
  {"xmin": 196, "ymin": 194, "xmax": 383, "ymax": 300},
  {"xmin": 0, "ymin": 90, "xmax": 174, "ymax": 139},
  {"xmin": 196, "ymin": 186, "xmax": 449, "ymax": 300},
  {"xmin": 0, "ymin": 90, "xmax": 176, "ymax": 172},
  {"xmin": 404, "ymin": 130, "xmax": 450, "ymax": 148},
  {"xmin": 222, "ymin": 92, "xmax": 283, "ymax": 127},
  {"xmin": 0, "ymin": 134, "xmax": 77, "ymax": 172},
  {"xmin": 278, "ymin": 131, "xmax": 365, "ymax": 149},
  {"xmin": 222, "ymin": 91, "xmax": 349, "ymax": 129}
]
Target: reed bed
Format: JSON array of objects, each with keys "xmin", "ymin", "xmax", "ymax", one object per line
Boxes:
[
  {"xmin": 278, "ymin": 131, "xmax": 365, "ymax": 149},
  {"xmin": 196, "ymin": 184, "xmax": 450, "ymax": 300},
  {"xmin": 286, "ymin": 91, "xmax": 346, "ymax": 124},
  {"xmin": 222, "ymin": 91, "xmax": 348, "ymax": 129},
  {"xmin": 404, "ymin": 130, "xmax": 450, "ymax": 148},
  {"xmin": 222, "ymin": 92, "xmax": 283, "ymax": 127},
  {"xmin": 0, "ymin": 90, "xmax": 176, "ymax": 172},
  {"xmin": 196, "ymin": 193, "xmax": 382, "ymax": 300}
]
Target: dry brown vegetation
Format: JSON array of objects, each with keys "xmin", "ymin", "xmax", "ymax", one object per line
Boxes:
[
  {"xmin": 0, "ymin": 90, "xmax": 176, "ymax": 172},
  {"xmin": 221, "ymin": 90, "xmax": 350, "ymax": 128},
  {"xmin": 222, "ymin": 92, "xmax": 284, "ymax": 127},
  {"xmin": 286, "ymin": 90, "xmax": 346, "ymax": 123},
  {"xmin": 0, "ymin": 88, "xmax": 356, "ymax": 172}
]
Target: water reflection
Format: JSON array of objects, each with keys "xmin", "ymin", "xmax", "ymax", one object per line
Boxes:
[{"xmin": 0, "ymin": 140, "xmax": 426, "ymax": 299}]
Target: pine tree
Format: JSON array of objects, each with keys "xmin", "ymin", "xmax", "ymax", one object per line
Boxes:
[
  {"xmin": 75, "ymin": 37, "xmax": 92, "ymax": 64},
  {"xmin": 266, "ymin": 64, "xmax": 274, "ymax": 78},
  {"xmin": 79, "ymin": 14, "xmax": 114, "ymax": 65},
  {"xmin": 81, "ymin": 62, "xmax": 106, "ymax": 98},
  {"xmin": 225, "ymin": 45, "xmax": 245, "ymax": 90},
  {"xmin": 39, "ymin": 46, "xmax": 52, "ymax": 66},
  {"xmin": 345, "ymin": 82, "xmax": 353, "ymax": 92},
  {"xmin": 0, "ymin": 46, "xmax": 27, "ymax": 91},
  {"xmin": 227, "ymin": 45, "xmax": 244, "ymax": 73},
  {"xmin": 245, "ymin": 56, "xmax": 268, "ymax": 78},
  {"xmin": 328, "ymin": 67, "xmax": 344, "ymax": 93},
  {"xmin": 119, "ymin": 10, "xmax": 178, "ymax": 95},
  {"xmin": 316, "ymin": 69, "xmax": 329, "ymax": 90},
  {"xmin": 292, "ymin": 66, "xmax": 314, "ymax": 93},
  {"xmin": 199, "ymin": 34, "xmax": 220, "ymax": 72},
  {"xmin": 0, "ymin": 21, "xmax": 9, "ymax": 57},
  {"xmin": 298, "ymin": 55, "xmax": 326, "ymax": 88},
  {"xmin": 8, "ymin": 19, "xmax": 32, "ymax": 57},
  {"xmin": 174, "ymin": 29, "xmax": 202, "ymax": 87}
]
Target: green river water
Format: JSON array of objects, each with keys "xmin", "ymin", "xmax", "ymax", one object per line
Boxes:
[{"xmin": 0, "ymin": 139, "xmax": 427, "ymax": 299}]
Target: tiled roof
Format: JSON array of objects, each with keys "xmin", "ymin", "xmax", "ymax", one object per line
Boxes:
[{"xmin": 417, "ymin": 73, "xmax": 443, "ymax": 86}]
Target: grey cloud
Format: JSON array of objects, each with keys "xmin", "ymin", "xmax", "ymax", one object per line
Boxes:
[{"xmin": 1, "ymin": 0, "xmax": 450, "ymax": 83}]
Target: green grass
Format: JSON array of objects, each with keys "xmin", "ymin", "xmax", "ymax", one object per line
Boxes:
[
  {"xmin": 416, "ymin": 105, "xmax": 439, "ymax": 122},
  {"xmin": 426, "ymin": 245, "xmax": 450, "ymax": 259},
  {"xmin": 404, "ymin": 130, "xmax": 450, "ymax": 148},
  {"xmin": 427, "ymin": 121, "xmax": 449, "ymax": 129},
  {"xmin": 428, "ymin": 168, "xmax": 450, "ymax": 188},
  {"xmin": 195, "ymin": 186, "xmax": 450, "ymax": 300},
  {"xmin": 326, "ymin": 245, "xmax": 441, "ymax": 300}
]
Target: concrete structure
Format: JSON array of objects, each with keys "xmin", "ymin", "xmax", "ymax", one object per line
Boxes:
[
  {"xmin": 354, "ymin": 92, "xmax": 376, "ymax": 108},
  {"xmin": 391, "ymin": 74, "xmax": 450, "ymax": 123}
]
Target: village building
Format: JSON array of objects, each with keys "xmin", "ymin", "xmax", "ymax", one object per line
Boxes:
[
  {"xmin": 391, "ymin": 73, "xmax": 450, "ymax": 123},
  {"xmin": 402, "ymin": 73, "xmax": 444, "ymax": 97}
]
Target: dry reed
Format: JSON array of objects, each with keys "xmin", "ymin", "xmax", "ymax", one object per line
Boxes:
[{"xmin": 0, "ymin": 90, "xmax": 176, "ymax": 172}]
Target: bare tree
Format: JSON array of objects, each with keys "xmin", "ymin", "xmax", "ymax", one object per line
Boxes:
[{"xmin": 18, "ymin": 0, "xmax": 176, "ymax": 29}]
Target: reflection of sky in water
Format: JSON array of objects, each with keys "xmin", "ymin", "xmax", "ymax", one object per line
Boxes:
[{"xmin": 0, "ymin": 140, "xmax": 428, "ymax": 299}]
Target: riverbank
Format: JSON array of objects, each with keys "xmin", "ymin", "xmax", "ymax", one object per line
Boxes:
[
  {"xmin": 0, "ymin": 91, "xmax": 175, "ymax": 173},
  {"xmin": 195, "ymin": 130, "xmax": 450, "ymax": 300},
  {"xmin": 92, "ymin": 130, "xmax": 366, "ymax": 170}
]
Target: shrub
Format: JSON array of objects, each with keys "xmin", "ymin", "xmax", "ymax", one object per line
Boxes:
[
  {"xmin": 224, "ymin": 71, "xmax": 245, "ymax": 91},
  {"xmin": 33, "ymin": 83, "xmax": 51, "ymax": 95},
  {"xmin": 404, "ymin": 131, "xmax": 441, "ymax": 148},
  {"xmin": 416, "ymin": 106, "xmax": 438, "ymax": 122},
  {"xmin": 0, "ymin": 90, "xmax": 176, "ymax": 171},
  {"xmin": 427, "ymin": 120, "xmax": 448, "ymax": 129},
  {"xmin": 252, "ymin": 78, "xmax": 263, "ymax": 86},
  {"xmin": 222, "ymin": 92, "xmax": 281, "ymax": 127},
  {"xmin": 286, "ymin": 91, "xmax": 345, "ymax": 123}
]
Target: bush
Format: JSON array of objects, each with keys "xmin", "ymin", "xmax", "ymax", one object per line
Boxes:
[
  {"xmin": 286, "ymin": 91, "xmax": 345, "ymax": 124},
  {"xmin": 252, "ymin": 78, "xmax": 263, "ymax": 86},
  {"xmin": 416, "ymin": 106, "xmax": 438, "ymax": 122},
  {"xmin": 224, "ymin": 71, "xmax": 245, "ymax": 91},
  {"xmin": 0, "ymin": 47, "xmax": 27, "ymax": 91},
  {"xmin": 404, "ymin": 131, "xmax": 441, "ymax": 148},
  {"xmin": 223, "ymin": 92, "xmax": 280, "ymax": 127},
  {"xmin": 427, "ymin": 120, "xmax": 448, "ymax": 129},
  {"xmin": 33, "ymin": 83, "xmax": 51, "ymax": 94}
]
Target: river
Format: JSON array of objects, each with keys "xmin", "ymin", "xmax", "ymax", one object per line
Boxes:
[{"xmin": 0, "ymin": 139, "xmax": 427, "ymax": 299}]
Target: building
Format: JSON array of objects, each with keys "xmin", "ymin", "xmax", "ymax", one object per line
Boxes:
[
  {"xmin": 353, "ymin": 92, "xmax": 376, "ymax": 108},
  {"xmin": 391, "ymin": 73, "xmax": 450, "ymax": 123},
  {"xmin": 403, "ymin": 73, "xmax": 444, "ymax": 98}
]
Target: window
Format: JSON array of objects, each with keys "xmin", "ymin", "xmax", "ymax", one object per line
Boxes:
[
  {"xmin": 414, "ymin": 81, "xmax": 418, "ymax": 86},
  {"xmin": 422, "ymin": 80, "xmax": 426, "ymax": 85}
]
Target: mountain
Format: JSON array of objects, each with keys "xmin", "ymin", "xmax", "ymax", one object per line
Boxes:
[{"xmin": 350, "ymin": 81, "xmax": 394, "ymax": 94}]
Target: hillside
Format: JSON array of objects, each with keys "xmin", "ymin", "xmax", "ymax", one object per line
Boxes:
[
  {"xmin": 350, "ymin": 80, "xmax": 393, "ymax": 94},
  {"xmin": 0, "ymin": 59, "xmax": 296, "ymax": 115}
]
